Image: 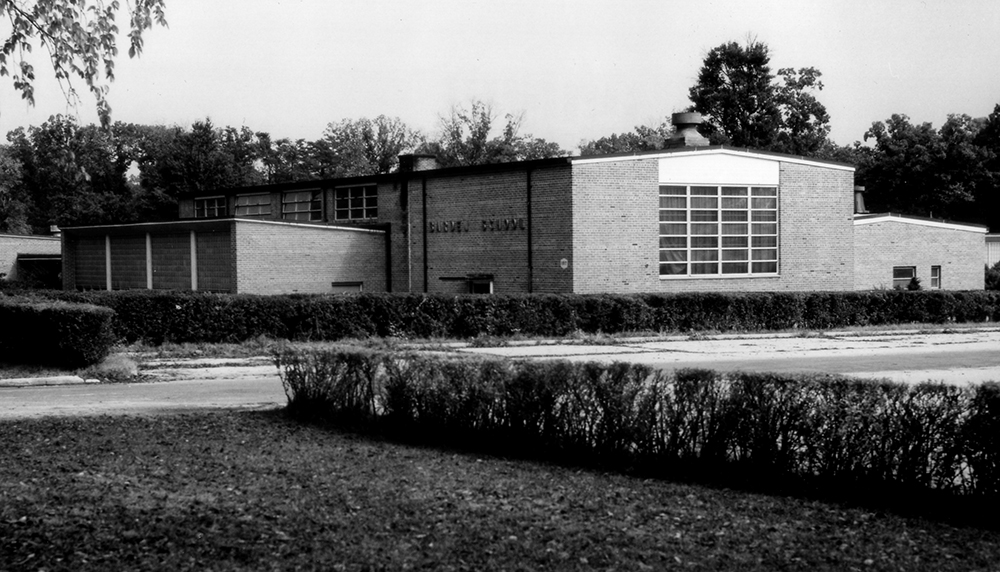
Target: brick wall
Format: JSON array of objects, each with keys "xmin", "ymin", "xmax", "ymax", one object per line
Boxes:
[
  {"xmin": 68, "ymin": 236, "xmax": 105, "ymax": 289},
  {"xmin": 151, "ymin": 233, "xmax": 191, "ymax": 290},
  {"xmin": 233, "ymin": 220, "xmax": 386, "ymax": 295},
  {"xmin": 0, "ymin": 234, "xmax": 60, "ymax": 280},
  {"xmin": 196, "ymin": 230, "xmax": 233, "ymax": 292},
  {"xmin": 571, "ymin": 159, "xmax": 660, "ymax": 293},
  {"xmin": 408, "ymin": 165, "xmax": 571, "ymax": 294},
  {"xmin": 109, "ymin": 235, "xmax": 146, "ymax": 289},
  {"xmin": 854, "ymin": 219, "xmax": 985, "ymax": 290},
  {"xmin": 569, "ymin": 156, "xmax": 855, "ymax": 294}
]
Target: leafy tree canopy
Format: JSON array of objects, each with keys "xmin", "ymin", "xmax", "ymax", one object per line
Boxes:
[
  {"xmin": 420, "ymin": 100, "xmax": 567, "ymax": 167},
  {"xmin": 688, "ymin": 39, "xmax": 831, "ymax": 155},
  {"xmin": 0, "ymin": 0, "xmax": 167, "ymax": 126},
  {"xmin": 578, "ymin": 120, "xmax": 673, "ymax": 156}
]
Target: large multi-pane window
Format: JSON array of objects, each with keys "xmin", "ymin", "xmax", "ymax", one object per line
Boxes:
[
  {"xmin": 194, "ymin": 196, "xmax": 226, "ymax": 218},
  {"xmin": 334, "ymin": 185, "xmax": 377, "ymax": 220},
  {"xmin": 658, "ymin": 185, "xmax": 778, "ymax": 277},
  {"xmin": 282, "ymin": 190, "xmax": 323, "ymax": 221},
  {"xmin": 236, "ymin": 193, "xmax": 271, "ymax": 217}
]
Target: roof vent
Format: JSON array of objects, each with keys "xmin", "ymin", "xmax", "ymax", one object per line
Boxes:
[
  {"xmin": 854, "ymin": 186, "xmax": 868, "ymax": 214},
  {"xmin": 667, "ymin": 112, "xmax": 710, "ymax": 148}
]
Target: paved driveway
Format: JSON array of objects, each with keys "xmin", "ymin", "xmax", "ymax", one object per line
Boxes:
[{"xmin": 1, "ymin": 328, "xmax": 998, "ymax": 419}]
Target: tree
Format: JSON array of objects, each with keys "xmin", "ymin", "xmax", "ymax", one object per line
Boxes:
[
  {"xmin": 688, "ymin": 39, "xmax": 832, "ymax": 155},
  {"xmin": 0, "ymin": 0, "xmax": 167, "ymax": 126},
  {"xmin": 0, "ymin": 144, "xmax": 29, "ymax": 233},
  {"xmin": 688, "ymin": 39, "xmax": 780, "ymax": 149},
  {"xmin": 423, "ymin": 100, "xmax": 566, "ymax": 167},
  {"xmin": 578, "ymin": 120, "xmax": 673, "ymax": 156},
  {"xmin": 858, "ymin": 113, "xmax": 989, "ymax": 222},
  {"xmin": 318, "ymin": 115, "xmax": 423, "ymax": 176}
]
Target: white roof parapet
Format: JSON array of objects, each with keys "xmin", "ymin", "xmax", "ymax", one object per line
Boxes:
[
  {"xmin": 571, "ymin": 147, "xmax": 856, "ymax": 172},
  {"xmin": 853, "ymin": 213, "xmax": 988, "ymax": 233}
]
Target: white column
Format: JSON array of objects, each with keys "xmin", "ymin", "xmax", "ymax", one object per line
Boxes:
[
  {"xmin": 105, "ymin": 235, "xmax": 112, "ymax": 291},
  {"xmin": 190, "ymin": 231, "xmax": 198, "ymax": 291},
  {"xmin": 146, "ymin": 233, "xmax": 153, "ymax": 289}
]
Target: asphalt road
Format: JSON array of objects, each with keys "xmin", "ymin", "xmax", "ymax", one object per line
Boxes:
[{"xmin": 1, "ymin": 328, "xmax": 998, "ymax": 419}]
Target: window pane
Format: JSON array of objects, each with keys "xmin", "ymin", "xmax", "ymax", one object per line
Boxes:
[
  {"xmin": 659, "ymin": 185, "xmax": 686, "ymax": 195},
  {"xmin": 722, "ymin": 197, "xmax": 747, "ymax": 209},
  {"xmin": 691, "ymin": 250, "xmax": 718, "ymax": 262},
  {"xmin": 751, "ymin": 197, "xmax": 777, "ymax": 209},
  {"xmin": 660, "ymin": 263, "xmax": 687, "ymax": 275},
  {"xmin": 660, "ymin": 223, "xmax": 686, "ymax": 235},
  {"xmin": 722, "ymin": 262, "xmax": 748, "ymax": 274},
  {"xmin": 721, "ymin": 210, "xmax": 747, "ymax": 221},
  {"xmin": 752, "ymin": 249, "xmax": 778, "ymax": 260},
  {"xmin": 722, "ymin": 236, "xmax": 748, "ymax": 248},
  {"xmin": 721, "ymin": 223, "xmax": 747, "ymax": 235},
  {"xmin": 752, "ymin": 261, "xmax": 778, "ymax": 273},
  {"xmin": 659, "ymin": 250, "xmax": 687, "ymax": 262},
  {"xmin": 752, "ymin": 236, "xmax": 777, "ymax": 248},
  {"xmin": 691, "ymin": 186, "xmax": 717, "ymax": 195},
  {"xmin": 752, "ymin": 223, "xmax": 777, "ymax": 235},
  {"xmin": 691, "ymin": 237, "xmax": 718, "ymax": 248},
  {"xmin": 691, "ymin": 224, "xmax": 718, "ymax": 235},
  {"xmin": 892, "ymin": 267, "xmax": 915, "ymax": 279},
  {"xmin": 660, "ymin": 237, "xmax": 686, "ymax": 248},
  {"xmin": 722, "ymin": 249, "xmax": 748, "ymax": 261},
  {"xmin": 691, "ymin": 210, "xmax": 718, "ymax": 221},
  {"xmin": 691, "ymin": 263, "xmax": 718, "ymax": 274},
  {"xmin": 690, "ymin": 197, "xmax": 718, "ymax": 209},
  {"xmin": 751, "ymin": 211, "xmax": 777, "ymax": 221},
  {"xmin": 660, "ymin": 210, "xmax": 686, "ymax": 221},
  {"xmin": 721, "ymin": 186, "xmax": 747, "ymax": 196},
  {"xmin": 659, "ymin": 196, "xmax": 686, "ymax": 209},
  {"xmin": 751, "ymin": 187, "xmax": 777, "ymax": 196}
]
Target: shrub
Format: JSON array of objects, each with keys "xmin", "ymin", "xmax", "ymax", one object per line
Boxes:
[
  {"xmin": 0, "ymin": 298, "xmax": 116, "ymax": 367},
  {"xmin": 26, "ymin": 288, "xmax": 1000, "ymax": 346},
  {"xmin": 275, "ymin": 346, "xmax": 1000, "ymax": 501}
]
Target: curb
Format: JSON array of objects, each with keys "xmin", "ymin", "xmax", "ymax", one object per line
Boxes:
[{"xmin": 0, "ymin": 376, "xmax": 99, "ymax": 388}]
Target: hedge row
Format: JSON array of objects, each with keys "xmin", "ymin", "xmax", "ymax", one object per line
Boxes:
[
  {"xmin": 24, "ymin": 289, "xmax": 1000, "ymax": 344},
  {"xmin": 0, "ymin": 298, "xmax": 116, "ymax": 367},
  {"xmin": 274, "ymin": 346, "xmax": 1000, "ymax": 501}
]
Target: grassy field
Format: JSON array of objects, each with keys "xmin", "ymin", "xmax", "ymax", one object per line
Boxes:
[{"xmin": 1, "ymin": 409, "xmax": 999, "ymax": 571}]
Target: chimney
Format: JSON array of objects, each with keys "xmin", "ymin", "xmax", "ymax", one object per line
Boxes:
[
  {"xmin": 398, "ymin": 154, "xmax": 439, "ymax": 173},
  {"xmin": 666, "ymin": 112, "xmax": 710, "ymax": 148},
  {"xmin": 854, "ymin": 186, "xmax": 868, "ymax": 214}
]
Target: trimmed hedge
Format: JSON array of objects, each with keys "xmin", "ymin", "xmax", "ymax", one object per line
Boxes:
[
  {"xmin": 16, "ymin": 288, "xmax": 1000, "ymax": 345},
  {"xmin": 275, "ymin": 346, "xmax": 1000, "ymax": 501},
  {"xmin": 0, "ymin": 298, "xmax": 116, "ymax": 367}
]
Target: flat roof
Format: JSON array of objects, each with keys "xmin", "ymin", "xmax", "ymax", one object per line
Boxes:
[{"xmin": 187, "ymin": 145, "xmax": 855, "ymax": 198}]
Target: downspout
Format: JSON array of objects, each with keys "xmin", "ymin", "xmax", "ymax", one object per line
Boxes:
[
  {"xmin": 526, "ymin": 168, "xmax": 533, "ymax": 293},
  {"xmin": 421, "ymin": 177, "xmax": 428, "ymax": 293}
]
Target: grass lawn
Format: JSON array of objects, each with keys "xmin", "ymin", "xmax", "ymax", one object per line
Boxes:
[{"xmin": 1, "ymin": 410, "xmax": 998, "ymax": 571}]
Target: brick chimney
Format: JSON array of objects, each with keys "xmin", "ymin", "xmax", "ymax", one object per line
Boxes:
[
  {"xmin": 398, "ymin": 154, "xmax": 439, "ymax": 173},
  {"xmin": 666, "ymin": 112, "xmax": 710, "ymax": 148}
]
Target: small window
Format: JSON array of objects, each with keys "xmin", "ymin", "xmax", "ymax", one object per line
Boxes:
[
  {"xmin": 195, "ymin": 196, "xmax": 226, "ymax": 218},
  {"xmin": 892, "ymin": 266, "xmax": 916, "ymax": 289},
  {"xmin": 330, "ymin": 281, "xmax": 363, "ymax": 294},
  {"xmin": 236, "ymin": 194, "xmax": 272, "ymax": 217},
  {"xmin": 282, "ymin": 190, "xmax": 323, "ymax": 221},
  {"xmin": 469, "ymin": 278, "xmax": 493, "ymax": 294},
  {"xmin": 930, "ymin": 266, "xmax": 941, "ymax": 289},
  {"xmin": 334, "ymin": 185, "xmax": 377, "ymax": 221}
]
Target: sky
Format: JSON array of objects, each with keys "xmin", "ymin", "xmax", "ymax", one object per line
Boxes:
[{"xmin": 0, "ymin": 0, "xmax": 998, "ymax": 152}]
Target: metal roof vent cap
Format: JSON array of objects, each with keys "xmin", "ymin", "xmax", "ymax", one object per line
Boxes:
[{"xmin": 668, "ymin": 112, "xmax": 710, "ymax": 148}]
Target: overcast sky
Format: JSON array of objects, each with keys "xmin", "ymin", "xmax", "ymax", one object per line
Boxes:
[{"xmin": 0, "ymin": 0, "xmax": 998, "ymax": 152}]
